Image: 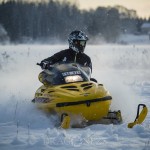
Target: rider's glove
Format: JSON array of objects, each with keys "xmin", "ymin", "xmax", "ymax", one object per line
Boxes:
[{"xmin": 41, "ymin": 61, "xmax": 50, "ymax": 69}]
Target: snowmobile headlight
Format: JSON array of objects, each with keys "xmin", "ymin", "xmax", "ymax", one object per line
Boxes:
[{"xmin": 65, "ymin": 75, "xmax": 83, "ymax": 83}]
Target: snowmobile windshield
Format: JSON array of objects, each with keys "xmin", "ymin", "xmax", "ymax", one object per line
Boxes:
[{"xmin": 46, "ymin": 63, "xmax": 90, "ymax": 85}]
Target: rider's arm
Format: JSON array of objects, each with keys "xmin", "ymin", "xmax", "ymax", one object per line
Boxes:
[
  {"xmin": 41, "ymin": 50, "xmax": 66, "ymax": 65},
  {"xmin": 89, "ymin": 61, "xmax": 92, "ymax": 73},
  {"xmin": 84, "ymin": 55, "xmax": 92, "ymax": 73}
]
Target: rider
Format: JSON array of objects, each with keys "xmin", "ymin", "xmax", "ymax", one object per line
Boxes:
[
  {"xmin": 39, "ymin": 30, "xmax": 92, "ymax": 85},
  {"xmin": 41, "ymin": 30, "xmax": 92, "ymax": 70}
]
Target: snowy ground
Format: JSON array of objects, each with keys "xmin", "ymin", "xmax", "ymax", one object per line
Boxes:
[{"xmin": 0, "ymin": 44, "xmax": 150, "ymax": 150}]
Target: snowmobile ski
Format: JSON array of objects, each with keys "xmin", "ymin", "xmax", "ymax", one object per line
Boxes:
[
  {"xmin": 128, "ymin": 104, "xmax": 148, "ymax": 128},
  {"xmin": 60, "ymin": 113, "xmax": 71, "ymax": 129}
]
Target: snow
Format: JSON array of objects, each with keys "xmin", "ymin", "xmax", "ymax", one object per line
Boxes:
[
  {"xmin": 0, "ymin": 44, "xmax": 150, "ymax": 150},
  {"xmin": 118, "ymin": 34, "xmax": 150, "ymax": 44}
]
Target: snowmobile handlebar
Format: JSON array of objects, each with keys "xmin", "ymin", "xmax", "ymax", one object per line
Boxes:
[
  {"xmin": 37, "ymin": 62, "xmax": 54, "ymax": 70},
  {"xmin": 37, "ymin": 63, "xmax": 42, "ymax": 66}
]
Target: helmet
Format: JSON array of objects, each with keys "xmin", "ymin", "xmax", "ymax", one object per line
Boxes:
[{"xmin": 68, "ymin": 30, "xmax": 88, "ymax": 53}]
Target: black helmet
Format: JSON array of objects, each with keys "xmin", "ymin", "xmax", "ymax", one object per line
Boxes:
[{"xmin": 68, "ymin": 30, "xmax": 88, "ymax": 53}]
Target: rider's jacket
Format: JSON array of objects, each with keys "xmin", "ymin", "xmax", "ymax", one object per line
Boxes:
[{"xmin": 41, "ymin": 48, "xmax": 92, "ymax": 71}]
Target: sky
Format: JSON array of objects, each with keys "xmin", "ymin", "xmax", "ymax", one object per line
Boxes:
[{"xmin": 77, "ymin": 0, "xmax": 150, "ymax": 19}]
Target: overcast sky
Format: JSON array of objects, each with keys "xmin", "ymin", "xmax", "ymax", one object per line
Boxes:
[{"xmin": 77, "ymin": 0, "xmax": 150, "ymax": 18}]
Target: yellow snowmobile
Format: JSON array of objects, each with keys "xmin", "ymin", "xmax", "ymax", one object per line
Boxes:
[{"xmin": 32, "ymin": 62, "xmax": 148, "ymax": 129}]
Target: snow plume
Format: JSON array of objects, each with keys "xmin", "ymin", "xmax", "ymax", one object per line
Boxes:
[
  {"xmin": 0, "ymin": 69, "xmax": 52, "ymax": 129},
  {"xmin": 92, "ymin": 69, "xmax": 140, "ymax": 122},
  {"xmin": 0, "ymin": 45, "xmax": 61, "ymax": 128}
]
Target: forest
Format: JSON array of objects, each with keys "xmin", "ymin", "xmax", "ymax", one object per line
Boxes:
[{"xmin": 0, "ymin": 0, "xmax": 149, "ymax": 43}]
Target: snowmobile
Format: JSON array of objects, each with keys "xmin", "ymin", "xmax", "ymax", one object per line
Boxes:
[{"xmin": 32, "ymin": 62, "xmax": 148, "ymax": 129}]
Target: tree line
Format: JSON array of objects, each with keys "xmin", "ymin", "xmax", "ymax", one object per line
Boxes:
[{"xmin": 0, "ymin": 0, "xmax": 149, "ymax": 43}]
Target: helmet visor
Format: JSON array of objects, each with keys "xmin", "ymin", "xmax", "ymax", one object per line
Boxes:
[
  {"xmin": 73, "ymin": 40, "xmax": 86, "ymax": 53},
  {"xmin": 75, "ymin": 40, "xmax": 86, "ymax": 47}
]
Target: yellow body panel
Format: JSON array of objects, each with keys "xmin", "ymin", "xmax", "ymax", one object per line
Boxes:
[
  {"xmin": 34, "ymin": 81, "xmax": 112, "ymax": 121},
  {"xmin": 56, "ymin": 100, "xmax": 111, "ymax": 121}
]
